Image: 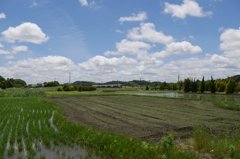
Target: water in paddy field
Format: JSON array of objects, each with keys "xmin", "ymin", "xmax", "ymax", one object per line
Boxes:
[{"xmin": 119, "ymin": 92, "xmax": 240, "ymax": 101}]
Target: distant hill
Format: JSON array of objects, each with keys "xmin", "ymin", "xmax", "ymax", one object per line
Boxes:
[
  {"xmin": 70, "ymin": 80, "xmax": 162, "ymax": 87},
  {"xmin": 71, "ymin": 81, "xmax": 96, "ymax": 86},
  {"xmin": 229, "ymin": 75, "xmax": 240, "ymax": 82}
]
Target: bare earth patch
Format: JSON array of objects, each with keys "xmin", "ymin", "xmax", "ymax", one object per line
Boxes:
[{"xmin": 50, "ymin": 96, "xmax": 240, "ymax": 143}]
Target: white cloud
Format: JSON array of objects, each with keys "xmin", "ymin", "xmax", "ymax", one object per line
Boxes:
[
  {"xmin": 4, "ymin": 55, "xmax": 15, "ymax": 59},
  {"xmin": 0, "ymin": 49, "xmax": 11, "ymax": 55},
  {"xmin": 12, "ymin": 45, "xmax": 28, "ymax": 54},
  {"xmin": 104, "ymin": 39, "xmax": 152, "ymax": 56},
  {"xmin": 189, "ymin": 35, "xmax": 195, "ymax": 40},
  {"xmin": 30, "ymin": 2, "xmax": 38, "ymax": 7},
  {"xmin": 0, "ymin": 44, "xmax": 4, "ymax": 48},
  {"xmin": 163, "ymin": 0, "xmax": 213, "ymax": 19},
  {"xmin": 119, "ymin": 11, "xmax": 147, "ymax": 24},
  {"xmin": 0, "ymin": 13, "xmax": 6, "ymax": 19},
  {"xmin": 79, "ymin": 0, "xmax": 88, "ymax": 6},
  {"xmin": 218, "ymin": 27, "xmax": 224, "ymax": 32},
  {"xmin": 79, "ymin": 56, "xmax": 138, "ymax": 70},
  {"xmin": 153, "ymin": 41, "xmax": 202, "ymax": 57},
  {"xmin": 127, "ymin": 23, "xmax": 174, "ymax": 44},
  {"xmin": 1, "ymin": 22, "xmax": 49, "ymax": 44},
  {"xmin": 220, "ymin": 28, "xmax": 240, "ymax": 57},
  {"xmin": 116, "ymin": 30, "xmax": 124, "ymax": 33},
  {"xmin": 2, "ymin": 56, "xmax": 76, "ymax": 83}
]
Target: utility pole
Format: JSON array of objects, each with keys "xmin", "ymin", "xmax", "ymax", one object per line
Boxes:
[
  {"xmin": 178, "ymin": 74, "xmax": 181, "ymax": 82},
  {"xmin": 69, "ymin": 72, "xmax": 71, "ymax": 85}
]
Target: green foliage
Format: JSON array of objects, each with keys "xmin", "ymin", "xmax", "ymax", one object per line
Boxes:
[
  {"xmin": 215, "ymin": 81, "xmax": 225, "ymax": 92},
  {"xmin": 44, "ymin": 81, "xmax": 60, "ymax": 87},
  {"xmin": 71, "ymin": 81, "xmax": 96, "ymax": 86},
  {"xmin": 161, "ymin": 134, "xmax": 175, "ymax": 151},
  {"xmin": 0, "ymin": 81, "xmax": 6, "ymax": 89},
  {"xmin": 13, "ymin": 79, "xmax": 27, "ymax": 87},
  {"xmin": 57, "ymin": 88, "xmax": 62, "ymax": 91},
  {"xmin": 62, "ymin": 84, "xmax": 71, "ymax": 91},
  {"xmin": 225, "ymin": 79, "xmax": 236, "ymax": 94},
  {"xmin": 200, "ymin": 76, "xmax": 205, "ymax": 93},
  {"xmin": 0, "ymin": 88, "xmax": 46, "ymax": 97},
  {"xmin": 146, "ymin": 85, "xmax": 149, "ymax": 90},
  {"xmin": 183, "ymin": 78, "xmax": 191, "ymax": 92},
  {"xmin": 210, "ymin": 76, "xmax": 216, "ymax": 93},
  {"xmin": 81, "ymin": 86, "xmax": 96, "ymax": 91},
  {"xmin": 0, "ymin": 75, "xmax": 5, "ymax": 83},
  {"xmin": 191, "ymin": 79, "xmax": 198, "ymax": 93}
]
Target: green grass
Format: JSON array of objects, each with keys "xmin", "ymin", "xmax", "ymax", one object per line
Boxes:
[
  {"xmin": 0, "ymin": 88, "xmax": 46, "ymax": 97},
  {"xmin": 215, "ymin": 100, "xmax": 240, "ymax": 111}
]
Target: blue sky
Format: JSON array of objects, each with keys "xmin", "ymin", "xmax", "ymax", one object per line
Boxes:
[{"xmin": 0, "ymin": 0, "xmax": 240, "ymax": 84}]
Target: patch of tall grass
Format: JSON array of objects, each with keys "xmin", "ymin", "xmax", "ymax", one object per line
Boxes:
[
  {"xmin": 0, "ymin": 88, "xmax": 46, "ymax": 97},
  {"xmin": 214, "ymin": 100, "xmax": 240, "ymax": 111},
  {"xmin": 193, "ymin": 125, "xmax": 240, "ymax": 159}
]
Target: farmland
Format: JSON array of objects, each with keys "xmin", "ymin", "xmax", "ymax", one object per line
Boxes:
[
  {"xmin": 51, "ymin": 96, "xmax": 240, "ymax": 142},
  {"xmin": 0, "ymin": 97, "xmax": 94, "ymax": 159},
  {"xmin": 0, "ymin": 88, "xmax": 240, "ymax": 159}
]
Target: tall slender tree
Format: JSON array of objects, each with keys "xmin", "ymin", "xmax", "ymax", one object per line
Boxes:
[
  {"xmin": 184, "ymin": 78, "xmax": 191, "ymax": 92},
  {"xmin": 200, "ymin": 76, "xmax": 205, "ymax": 93},
  {"xmin": 210, "ymin": 76, "xmax": 216, "ymax": 93}
]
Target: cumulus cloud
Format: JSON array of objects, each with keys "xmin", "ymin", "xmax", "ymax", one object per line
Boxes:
[
  {"xmin": 104, "ymin": 39, "xmax": 151, "ymax": 56},
  {"xmin": 2, "ymin": 56, "xmax": 76, "ymax": 83},
  {"xmin": 220, "ymin": 28, "xmax": 240, "ymax": 57},
  {"xmin": 163, "ymin": 0, "xmax": 212, "ymax": 19},
  {"xmin": 0, "ymin": 13, "xmax": 6, "ymax": 19},
  {"xmin": 79, "ymin": 0, "xmax": 88, "ymax": 6},
  {"xmin": 79, "ymin": 56, "xmax": 138, "ymax": 70},
  {"xmin": 127, "ymin": 23, "xmax": 174, "ymax": 44},
  {"xmin": 12, "ymin": 45, "xmax": 28, "ymax": 54},
  {"xmin": 4, "ymin": 55, "xmax": 15, "ymax": 59},
  {"xmin": 153, "ymin": 41, "xmax": 202, "ymax": 57},
  {"xmin": 1, "ymin": 22, "xmax": 49, "ymax": 44},
  {"xmin": 0, "ymin": 49, "xmax": 11, "ymax": 55},
  {"xmin": 119, "ymin": 11, "xmax": 147, "ymax": 24}
]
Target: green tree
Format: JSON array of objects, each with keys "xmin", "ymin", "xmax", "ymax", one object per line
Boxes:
[
  {"xmin": 0, "ymin": 75, "xmax": 6, "ymax": 82},
  {"xmin": 210, "ymin": 76, "xmax": 216, "ymax": 93},
  {"xmin": 6, "ymin": 78, "xmax": 14, "ymax": 88},
  {"xmin": 177, "ymin": 80, "xmax": 183, "ymax": 91},
  {"xmin": 225, "ymin": 79, "xmax": 236, "ymax": 94},
  {"xmin": 0, "ymin": 81, "xmax": 6, "ymax": 89},
  {"xmin": 200, "ymin": 76, "xmax": 205, "ymax": 93},
  {"xmin": 184, "ymin": 78, "xmax": 191, "ymax": 93},
  {"xmin": 146, "ymin": 85, "xmax": 149, "ymax": 90},
  {"xmin": 13, "ymin": 79, "xmax": 27, "ymax": 87}
]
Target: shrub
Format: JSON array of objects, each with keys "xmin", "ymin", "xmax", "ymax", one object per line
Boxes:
[
  {"xmin": 62, "ymin": 84, "xmax": 70, "ymax": 91},
  {"xmin": 146, "ymin": 85, "xmax": 149, "ymax": 90},
  {"xmin": 78, "ymin": 86, "xmax": 82, "ymax": 92},
  {"xmin": 57, "ymin": 88, "xmax": 62, "ymax": 91},
  {"xmin": 225, "ymin": 79, "xmax": 236, "ymax": 94}
]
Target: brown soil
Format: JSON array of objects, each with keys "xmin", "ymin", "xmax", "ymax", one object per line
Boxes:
[{"xmin": 50, "ymin": 96, "xmax": 240, "ymax": 143}]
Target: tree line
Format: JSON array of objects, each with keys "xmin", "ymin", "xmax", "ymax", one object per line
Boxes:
[
  {"xmin": 183, "ymin": 76, "xmax": 240, "ymax": 94},
  {"xmin": 0, "ymin": 76, "xmax": 27, "ymax": 89}
]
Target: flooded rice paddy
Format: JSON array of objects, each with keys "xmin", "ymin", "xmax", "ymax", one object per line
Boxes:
[
  {"xmin": 119, "ymin": 92, "xmax": 240, "ymax": 101},
  {"xmin": 0, "ymin": 98, "xmax": 96, "ymax": 159}
]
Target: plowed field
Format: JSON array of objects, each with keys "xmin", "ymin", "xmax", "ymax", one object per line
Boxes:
[{"xmin": 51, "ymin": 96, "xmax": 240, "ymax": 142}]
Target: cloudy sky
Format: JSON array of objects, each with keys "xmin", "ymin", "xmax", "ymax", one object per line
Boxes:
[{"xmin": 0, "ymin": 0, "xmax": 240, "ymax": 84}]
